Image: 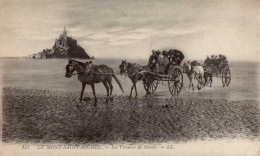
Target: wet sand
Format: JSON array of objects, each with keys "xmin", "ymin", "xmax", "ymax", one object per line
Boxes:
[
  {"xmin": 2, "ymin": 87, "xmax": 260, "ymax": 143},
  {"xmin": 1, "ymin": 58, "xmax": 260, "ymax": 144},
  {"xmin": 1, "ymin": 58, "xmax": 259, "ymax": 101}
]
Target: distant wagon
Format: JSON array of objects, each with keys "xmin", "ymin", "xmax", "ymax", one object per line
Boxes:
[{"xmin": 203, "ymin": 55, "xmax": 231, "ymax": 87}]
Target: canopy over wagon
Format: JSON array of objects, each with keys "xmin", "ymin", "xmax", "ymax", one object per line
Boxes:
[{"xmin": 203, "ymin": 54, "xmax": 231, "ymax": 87}]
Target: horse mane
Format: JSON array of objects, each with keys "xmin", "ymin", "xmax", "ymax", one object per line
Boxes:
[
  {"xmin": 126, "ymin": 62, "xmax": 136, "ymax": 68},
  {"xmin": 71, "ymin": 59, "xmax": 86, "ymax": 68}
]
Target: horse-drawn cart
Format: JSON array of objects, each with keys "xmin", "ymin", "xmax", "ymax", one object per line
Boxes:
[
  {"xmin": 119, "ymin": 49, "xmax": 185, "ymax": 98},
  {"xmin": 203, "ymin": 57, "xmax": 231, "ymax": 87},
  {"xmin": 143, "ymin": 63, "xmax": 184, "ymax": 96}
]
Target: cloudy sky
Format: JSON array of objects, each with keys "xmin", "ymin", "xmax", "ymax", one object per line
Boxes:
[{"xmin": 0, "ymin": 0, "xmax": 259, "ymax": 61}]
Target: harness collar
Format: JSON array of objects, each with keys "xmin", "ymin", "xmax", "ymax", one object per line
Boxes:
[{"xmin": 121, "ymin": 63, "xmax": 139, "ymax": 77}]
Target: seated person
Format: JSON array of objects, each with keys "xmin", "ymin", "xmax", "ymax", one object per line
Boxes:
[
  {"xmin": 162, "ymin": 50, "xmax": 168, "ymax": 59},
  {"xmin": 174, "ymin": 50, "xmax": 185, "ymax": 65},
  {"xmin": 158, "ymin": 51, "xmax": 169, "ymax": 74},
  {"xmin": 148, "ymin": 50, "xmax": 160, "ymax": 73},
  {"xmin": 164, "ymin": 49, "xmax": 175, "ymax": 73},
  {"xmin": 204, "ymin": 56, "xmax": 210, "ymax": 65},
  {"xmin": 216, "ymin": 54, "xmax": 223, "ymax": 70},
  {"xmin": 210, "ymin": 55, "xmax": 217, "ymax": 65},
  {"xmin": 191, "ymin": 60, "xmax": 200, "ymax": 66},
  {"xmin": 222, "ymin": 55, "xmax": 228, "ymax": 63},
  {"xmin": 164, "ymin": 49, "xmax": 184, "ymax": 73}
]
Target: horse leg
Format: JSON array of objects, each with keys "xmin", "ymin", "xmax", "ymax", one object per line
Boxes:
[
  {"xmin": 195, "ymin": 75, "xmax": 201, "ymax": 90},
  {"xmin": 201, "ymin": 75, "xmax": 204, "ymax": 88},
  {"xmin": 103, "ymin": 81, "xmax": 109, "ymax": 103},
  {"xmin": 134, "ymin": 82, "xmax": 138, "ymax": 98},
  {"xmin": 188, "ymin": 76, "xmax": 191, "ymax": 91},
  {"xmin": 198, "ymin": 81, "xmax": 201, "ymax": 90},
  {"xmin": 191, "ymin": 77, "xmax": 194, "ymax": 91},
  {"xmin": 197, "ymin": 78, "xmax": 201, "ymax": 90},
  {"xmin": 107, "ymin": 80, "xmax": 113, "ymax": 102},
  {"xmin": 129, "ymin": 84, "xmax": 134, "ymax": 99},
  {"xmin": 198, "ymin": 76, "xmax": 202, "ymax": 89},
  {"xmin": 204, "ymin": 74, "xmax": 208, "ymax": 86},
  {"xmin": 210, "ymin": 75, "xmax": 212, "ymax": 87},
  {"xmin": 80, "ymin": 83, "xmax": 86, "ymax": 102},
  {"xmin": 189, "ymin": 75, "xmax": 194, "ymax": 91},
  {"xmin": 133, "ymin": 76, "xmax": 139, "ymax": 98},
  {"xmin": 91, "ymin": 83, "xmax": 97, "ymax": 106}
]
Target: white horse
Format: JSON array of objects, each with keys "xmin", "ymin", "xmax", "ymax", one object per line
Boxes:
[{"xmin": 183, "ymin": 62, "xmax": 204, "ymax": 91}]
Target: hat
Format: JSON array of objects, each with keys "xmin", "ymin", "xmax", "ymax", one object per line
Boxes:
[
  {"xmin": 162, "ymin": 50, "xmax": 167, "ymax": 55},
  {"xmin": 155, "ymin": 51, "xmax": 161, "ymax": 55}
]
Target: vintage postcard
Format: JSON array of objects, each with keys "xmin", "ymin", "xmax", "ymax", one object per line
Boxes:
[{"xmin": 0, "ymin": 0, "xmax": 260, "ymax": 155}]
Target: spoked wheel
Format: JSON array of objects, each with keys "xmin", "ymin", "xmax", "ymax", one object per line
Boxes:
[
  {"xmin": 222, "ymin": 67, "xmax": 231, "ymax": 87},
  {"xmin": 143, "ymin": 75, "xmax": 159, "ymax": 94},
  {"xmin": 168, "ymin": 66, "xmax": 183, "ymax": 96}
]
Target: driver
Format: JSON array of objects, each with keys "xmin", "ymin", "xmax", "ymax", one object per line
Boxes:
[{"xmin": 148, "ymin": 50, "xmax": 160, "ymax": 73}]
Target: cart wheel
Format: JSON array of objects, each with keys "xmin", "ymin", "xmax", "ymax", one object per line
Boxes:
[
  {"xmin": 143, "ymin": 75, "xmax": 159, "ymax": 94},
  {"xmin": 168, "ymin": 66, "xmax": 183, "ymax": 96},
  {"xmin": 222, "ymin": 67, "xmax": 231, "ymax": 87}
]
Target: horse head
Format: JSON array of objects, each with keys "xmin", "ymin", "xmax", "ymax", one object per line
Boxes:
[
  {"xmin": 183, "ymin": 62, "xmax": 192, "ymax": 74},
  {"xmin": 65, "ymin": 59, "xmax": 75, "ymax": 78},
  {"xmin": 119, "ymin": 60, "xmax": 127, "ymax": 75},
  {"xmin": 65, "ymin": 59, "xmax": 86, "ymax": 78}
]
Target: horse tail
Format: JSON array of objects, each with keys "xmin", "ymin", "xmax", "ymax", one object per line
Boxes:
[{"xmin": 112, "ymin": 74, "xmax": 124, "ymax": 93}]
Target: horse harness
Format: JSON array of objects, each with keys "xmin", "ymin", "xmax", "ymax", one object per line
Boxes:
[
  {"xmin": 124, "ymin": 63, "xmax": 148, "ymax": 77},
  {"xmin": 70, "ymin": 63, "xmax": 114, "ymax": 76},
  {"xmin": 185, "ymin": 63, "xmax": 194, "ymax": 75}
]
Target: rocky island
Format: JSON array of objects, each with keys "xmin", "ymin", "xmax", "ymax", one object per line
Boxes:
[{"xmin": 29, "ymin": 28, "xmax": 92, "ymax": 59}]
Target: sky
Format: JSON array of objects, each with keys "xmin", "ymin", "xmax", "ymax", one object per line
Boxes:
[{"xmin": 0, "ymin": 0, "xmax": 259, "ymax": 61}]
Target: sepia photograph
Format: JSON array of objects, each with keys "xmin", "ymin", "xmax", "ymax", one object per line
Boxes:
[{"xmin": 0, "ymin": 0, "xmax": 260, "ymax": 155}]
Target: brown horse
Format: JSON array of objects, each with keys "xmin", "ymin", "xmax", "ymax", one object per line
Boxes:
[
  {"xmin": 119, "ymin": 60, "xmax": 149, "ymax": 99},
  {"xmin": 65, "ymin": 59, "xmax": 124, "ymax": 106},
  {"xmin": 203, "ymin": 71, "xmax": 213, "ymax": 87}
]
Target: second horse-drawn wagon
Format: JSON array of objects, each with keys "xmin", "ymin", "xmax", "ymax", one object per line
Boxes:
[
  {"xmin": 142, "ymin": 49, "xmax": 184, "ymax": 96},
  {"xmin": 203, "ymin": 55, "xmax": 231, "ymax": 87}
]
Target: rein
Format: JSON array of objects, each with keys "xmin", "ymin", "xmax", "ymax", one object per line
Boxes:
[
  {"xmin": 126, "ymin": 63, "xmax": 137, "ymax": 77},
  {"xmin": 71, "ymin": 70, "xmax": 116, "ymax": 76},
  {"xmin": 121, "ymin": 62, "xmax": 148, "ymax": 78},
  {"xmin": 125, "ymin": 63, "xmax": 142, "ymax": 77},
  {"xmin": 71, "ymin": 72, "xmax": 115, "ymax": 76},
  {"xmin": 69, "ymin": 61, "xmax": 115, "ymax": 77}
]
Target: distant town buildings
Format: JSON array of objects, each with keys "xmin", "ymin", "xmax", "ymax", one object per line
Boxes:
[
  {"xmin": 28, "ymin": 49, "xmax": 52, "ymax": 59},
  {"xmin": 29, "ymin": 27, "xmax": 91, "ymax": 59}
]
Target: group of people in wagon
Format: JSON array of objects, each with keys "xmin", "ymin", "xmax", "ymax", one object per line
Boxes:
[
  {"xmin": 148, "ymin": 49, "xmax": 185, "ymax": 74},
  {"xmin": 204, "ymin": 54, "xmax": 228, "ymax": 65},
  {"xmin": 148, "ymin": 49, "xmax": 228, "ymax": 74},
  {"xmin": 204, "ymin": 54, "xmax": 228, "ymax": 71}
]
